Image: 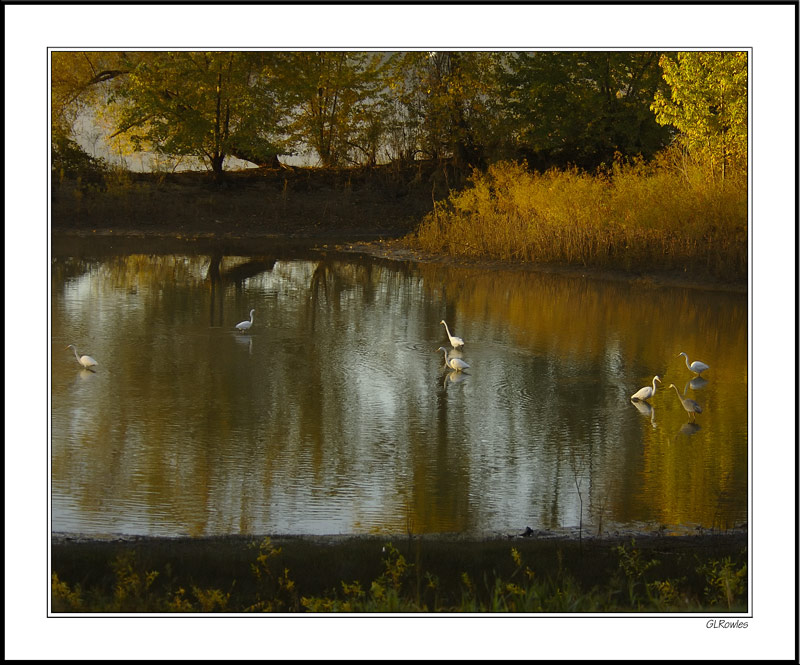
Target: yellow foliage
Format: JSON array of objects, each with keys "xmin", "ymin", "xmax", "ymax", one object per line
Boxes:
[{"xmin": 411, "ymin": 158, "xmax": 747, "ymax": 280}]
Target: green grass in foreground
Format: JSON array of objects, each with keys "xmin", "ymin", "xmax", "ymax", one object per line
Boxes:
[
  {"xmin": 408, "ymin": 156, "xmax": 747, "ymax": 281},
  {"xmin": 52, "ymin": 537, "xmax": 747, "ymax": 613}
]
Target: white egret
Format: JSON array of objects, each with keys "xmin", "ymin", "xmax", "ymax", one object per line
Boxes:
[
  {"xmin": 630, "ymin": 375, "xmax": 661, "ymax": 402},
  {"xmin": 678, "ymin": 352, "xmax": 709, "ymax": 375},
  {"xmin": 437, "ymin": 346, "xmax": 470, "ymax": 372},
  {"xmin": 66, "ymin": 344, "xmax": 98, "ymax": 370},
  {"xmin": 236, "ymin": 309, "xmax": 255, "ymax": 333},
  {"xmin": 440, "ymin": 320, "xmax": 464, "ymax": 348},
  {"xmin": 668, "ymin": 383, "xmax": 702, "ymax": 421}
]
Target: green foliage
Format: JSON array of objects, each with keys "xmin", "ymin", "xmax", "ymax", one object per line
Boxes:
[
  {"xmin": 272, "ymin": 52, "xmax": 389, "ymax": 167},
  {"xmin": 55, "ymin": 50, "xmax": 737, "ymax": 181},
  {"xmin": 388, "ymin": 52, "xmax": 500, "ymax": 169},
  {"xmin": 190, "ymin": 585, "xmax": 231, "ymax": 612},
  {"xmin": 51, "ymin": 573, "xmax": 83, "ymax": 611},
  {"xmin": 110, "ymin": 551, "xmax": 160, "ymax": 611},
  {"xmin": 52, "ymin": 133, "xmax": 107, "ymax": 182},
  {"xmin": 107, "ymin": 52, "xmax": 284, "ymax": 181},
  {"xmin": 166, "ymin": 587, "xmax": 195, "ymax": 612},
  {"xmin": 651, "ymin": 52, "xmax": 748, "ymax": 182},
  {"xmin": 245, "ymin": 537, "xmax": 299, "ymax": 612},
  {"xmin": 51, "ymin": 538, "xmax": 748, "ymax": 613},
  {"xmin": 698, "ymin": 556, "xmax": 748, "ymax": 609},
  {"xmin": 615, "ymin": 539, "xmax": 660, "ymax": 608},
  {"xmin": 647, "ymin": 578, "xmax": 689, "ymax": 610},
  {"xmin": 499, "ymin": 52, "xmax": 673, "ymax": 169}
]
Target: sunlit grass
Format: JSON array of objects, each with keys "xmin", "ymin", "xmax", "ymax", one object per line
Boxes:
[{"xmin": 408, "ymin": 155, "xmax": 747, "ymax": 281}]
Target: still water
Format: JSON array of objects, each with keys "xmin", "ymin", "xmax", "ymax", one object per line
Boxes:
[{"xmin": 50, "ymin": 241, "xmax": 748, "ymax": 537}]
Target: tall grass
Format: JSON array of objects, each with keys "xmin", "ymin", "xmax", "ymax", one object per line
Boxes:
[{"xmin": 409, "ymin": 155, "xmax": 747, "ymax": 281}]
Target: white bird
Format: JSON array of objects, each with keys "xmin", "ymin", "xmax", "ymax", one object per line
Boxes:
[
  {"xmin": 236, "ymin": 309, "xmax": 255, "ymax": 333},
  {"xmin": 440, "ymin": 320, "xmax": 464, "ymax": 349},
  {"xmin": 66, "ymin": 344, "xmax": 98, "ymax": 370},
  {"xmin": 678, "ymin": 352, "xmax": 709, "ymax": 375},
  {"xmin": 631, "ymin": 375, "xmax": 661, "ymax": 402},
  {"xmin": 437, "ymin": 346, "xmax": 470, "ymax": 372},
  {"xmin": 668, "ymin": 383, "xmax": 702, "ymax": 421}
]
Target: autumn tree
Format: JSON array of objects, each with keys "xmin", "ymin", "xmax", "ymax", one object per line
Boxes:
[
  {"xmin": 270, "ymin": 51, "xmax": 389, "ymax": 167},
  {"xmin": 389, "ymin": 51, "xmax": 500, "ymax": 171},
  {"xmin": 105, "ymin": 51, "xmax": 284, "ymax": 183},
  {"xmin": 50, "ymin": 51, "xmax": 142, "ymax": 177},
  {"xmin": 51, "ymin": 51, "xmax": 135, "ymax": 140},
  {"xmin": 651, "ymin": 51, "xmax": 748, "ymax": 182}
]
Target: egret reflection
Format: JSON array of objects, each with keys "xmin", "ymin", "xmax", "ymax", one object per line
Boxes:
[
  {"xmin": 630, "ymin": 398, "xmax": 657, "ymax": 428},
  {"xmin": 235, "ymin": 334, "xmax": 253, "ymax": 355},
  {"xmin": 685, "ymin": 376, "xmax": 709, "ymax": 392},
  {"xmin": 679, "ymin": 422, "xmax": 702, "ymax": 436},
  {"xmin": 443, "ymin": 370, "xmax": 468, "ymax": 388}
]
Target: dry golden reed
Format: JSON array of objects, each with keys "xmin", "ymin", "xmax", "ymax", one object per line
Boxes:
[{"xmin": 410, "ymin": 156, "xmax": 747, "ymax": 280}]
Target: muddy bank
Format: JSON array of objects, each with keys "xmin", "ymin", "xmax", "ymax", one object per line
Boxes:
[
  {"xmin": 51, "ymin": 165, "xmax": 440, "ymax": 239},
  {"xmin": 51, "ymin": 167, "xmax": 746, "ymax": 294},
  {"xmin": 333, "ymin": 238, "xmax": 748, "ymax": 295}
]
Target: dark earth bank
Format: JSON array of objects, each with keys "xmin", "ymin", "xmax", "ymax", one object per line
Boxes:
[
  {"xmin": 51, "ymin": 530, "xmax": 748, "ymax": 613},
  {"xmin": 51, "ymin": 166, "xmax": 746, "ymax": 294}
]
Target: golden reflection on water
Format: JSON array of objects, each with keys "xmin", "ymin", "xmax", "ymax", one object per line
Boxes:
[
  {"xmin": 51, "ymin": 252, "xmax": 748, "ymax": 537},
  {"xmin": 414, "ymin": 261, "xmax": 748, "ymax": 532}
]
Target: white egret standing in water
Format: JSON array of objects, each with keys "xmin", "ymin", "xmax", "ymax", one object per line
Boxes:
[
  {"xmin": 437, "ymin": 346, "xmax": 470, "ymax": 372},
  {"xmin": 678, "ymin": 352, "xmax": 709, "ymax": 375},
  {"xmin": 440, "ymin": 320, "xmax": 465, "ymax": 349},
  {"xmin": 668, "ymin": 383, "xmax": 702, "ymax": 421},
  {"xmin": 236, "ymin": 309, "xmax": 255, "ymax": 333},
  {"xmin": 630, "ymin": 375, "xmax": 661, "ymax": 402},
  {"xmin": 66, "ymin": 344, "xmax": 98, "ymax": 370}
]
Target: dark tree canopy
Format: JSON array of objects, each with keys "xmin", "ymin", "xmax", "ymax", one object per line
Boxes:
[{"xmin": 51, "ymin": 50, "xmax": 745, "ymax": 181}]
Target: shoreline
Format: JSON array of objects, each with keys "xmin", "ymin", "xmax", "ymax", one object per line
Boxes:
[
  {"xmin": 50, "ymin": 167, "xmax": 747, "ymax": 295},
  {"xmin": 51, "ymin": 227, "xmax": 747, "ymax": 295}
]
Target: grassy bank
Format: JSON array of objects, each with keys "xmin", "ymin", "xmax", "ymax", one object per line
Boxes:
[
  {"xmin": 407, "ymin": 158, "xmax": 747, "ymax": 282},
  {"xmin": 51, "ymin": 532, "xmax": 747, "ymax": 613}
]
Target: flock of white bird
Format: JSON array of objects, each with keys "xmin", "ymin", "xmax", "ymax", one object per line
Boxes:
[
  {"xmin": 65, "ymin": 310, "xmax": 708, "ymax": 423},
  {"xmin": 630, "ymin": 352, "xmax": 709, "ymax": 421},
  {"xmin": 235, "ymin": 312, "xmax": 472, "ymax": 374},
  {"xmin": 65, "ymin": 309, "xmax": 261, "ymax": 372}
]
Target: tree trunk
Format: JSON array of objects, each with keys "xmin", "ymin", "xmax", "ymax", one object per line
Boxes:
[{"xmin": 211, "ymin": 154, "xmax": 225, "ymax": 185}]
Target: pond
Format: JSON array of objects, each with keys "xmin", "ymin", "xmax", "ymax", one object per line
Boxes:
[{"xmin": 50, "ymin": 238, "xmax": 749, "ymax": 538}]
